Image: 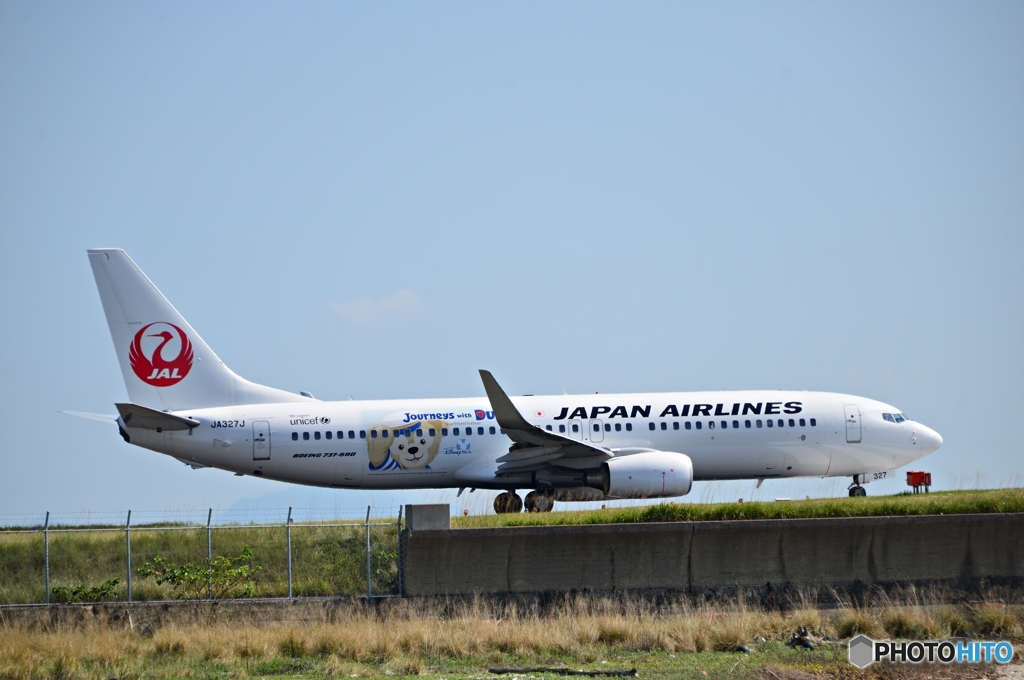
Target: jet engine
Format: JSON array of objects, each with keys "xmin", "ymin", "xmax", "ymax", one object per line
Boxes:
[{"xmin": 584, "ymin": 450, "xmax": 693, "ymax": 499}]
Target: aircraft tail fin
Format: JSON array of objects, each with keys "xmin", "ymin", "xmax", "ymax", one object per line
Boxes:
[{"xmin": 87, "ymin": 249, "xmax": 308, "ymax": 411}]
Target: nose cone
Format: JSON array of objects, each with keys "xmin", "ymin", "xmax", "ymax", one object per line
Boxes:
[{"xmin": 919, "ymin": 424, "xmax": 943, "ymax": 454}]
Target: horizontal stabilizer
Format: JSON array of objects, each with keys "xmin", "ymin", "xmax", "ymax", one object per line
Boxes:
[
  {"xmin": 115, "ymin": 403, "xmax": 200, "ymax": 432},
  {"xmin": 59, "ymin": 411, "xmax": 117, "ymax": 423}
]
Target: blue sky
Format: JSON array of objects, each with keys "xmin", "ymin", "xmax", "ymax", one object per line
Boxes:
[{"xmin": 1, "ymin": 2, "xmax": 1021, "ymax": 522}]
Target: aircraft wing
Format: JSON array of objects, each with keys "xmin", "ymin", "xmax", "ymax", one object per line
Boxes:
[{"xmin": 479, "ymin": 370, "xmax": 612, "ymax": 473}]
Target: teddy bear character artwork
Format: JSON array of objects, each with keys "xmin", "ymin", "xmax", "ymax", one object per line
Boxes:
[{"xmin": 367, "ymin": 419, "xmax": 446, "ymax": 471}]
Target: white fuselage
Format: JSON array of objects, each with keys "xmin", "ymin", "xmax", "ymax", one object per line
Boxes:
[{"xmin": 125, "ymin": 390, "xmax": 942, "ymax": 492}]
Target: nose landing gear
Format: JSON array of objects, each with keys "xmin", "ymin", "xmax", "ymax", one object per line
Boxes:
[{"xmin": 848, "ymin": 474, "xmax": 868, "ymax": 497}]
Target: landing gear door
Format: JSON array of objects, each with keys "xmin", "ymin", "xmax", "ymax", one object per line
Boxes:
[
  {"xmin": 253, "ymin": 420, "xmax": 271, "ymax": 460},
  {"xmin": 844, "ymin": 405, "xmax": 861, "ymax": 444}
]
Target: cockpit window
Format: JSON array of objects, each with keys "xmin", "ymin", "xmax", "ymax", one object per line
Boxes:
[
  {"xmin": 883, "ymin": 412, "xmax": 909, "ymax": 423},
  {"xmin": 883, "ymin": 413, "xmax": 895, "ymax": 423},
  {"xmin": 894, "ymin": 413, "xmax": 907, "ymax": 423}
]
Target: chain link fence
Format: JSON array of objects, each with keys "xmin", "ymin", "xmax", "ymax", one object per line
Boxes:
[{"xmin": 0, "ymin": 507, "xmax": 403, "ymax": 605}]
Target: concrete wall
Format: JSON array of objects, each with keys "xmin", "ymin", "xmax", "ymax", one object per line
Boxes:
[{"xmin": 403, "ymin": 513, "xmax": 1024, "ymax": 596}]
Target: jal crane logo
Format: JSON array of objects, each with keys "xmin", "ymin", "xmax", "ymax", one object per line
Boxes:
[{"xmin": 129, "ymin": 322, "xmax": 194, "ymax": 386}]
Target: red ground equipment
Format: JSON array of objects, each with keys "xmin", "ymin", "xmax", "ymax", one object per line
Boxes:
[{"xmin": 906, "ymin": 471, "xmax": 931, "ymax": 493}]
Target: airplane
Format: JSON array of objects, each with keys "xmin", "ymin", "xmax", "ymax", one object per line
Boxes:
[{"xmin": 75, "ymin": 249, "xmax": 943, "ymax": 513}]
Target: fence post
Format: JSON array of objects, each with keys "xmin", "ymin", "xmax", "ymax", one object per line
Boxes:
[
  {"xmin": 365, "ymin": 505, "xmax": 372, "ymax": 598},
  {"xmin": 396, "ymin": 505, "xmax": 403, "ymax": 597},
  {"xmin": 44, "ymin": 511, "xmax": 50, "ymax": 604},
  {"xmin": 125, "ymin": 510, "xmax": 132, "ymax": 603},
  {"xmin": 286, "ymin": 507, "xmax": 293, "ymax": 599},
  {"xmin": 206, "ymin": 508, "xmax": 213, "ymax": 600}
]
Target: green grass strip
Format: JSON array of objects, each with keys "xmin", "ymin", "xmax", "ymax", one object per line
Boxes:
[{"xmin": 452, "ymin": 488, "xmax": 1024, "ymax": 529}]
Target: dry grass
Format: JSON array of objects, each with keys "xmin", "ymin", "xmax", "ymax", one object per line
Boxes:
[{"xmin": 0, "ymin": 594, "xmax": 1021, "ymax": 679}]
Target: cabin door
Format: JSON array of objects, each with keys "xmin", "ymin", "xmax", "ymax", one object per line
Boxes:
[
  {"xmin": 253, "ymin": 420, "xmax": 271, "ymax": 460},
  {"xmin": 844, "ymin": 405, "xmax": 862, "ymax": 444}
]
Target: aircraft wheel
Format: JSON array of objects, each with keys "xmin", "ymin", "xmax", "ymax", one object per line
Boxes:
[
  {"xmin": 849, "ymin": 486, "xmax": 867, "ymax": 497},
  {"xmin": 494, "ymin": 491, "xmax": 523, "ymax": 514},
  {"xmin": 524, "ymin": 491, "xmax": 555, "ymax": 513}
]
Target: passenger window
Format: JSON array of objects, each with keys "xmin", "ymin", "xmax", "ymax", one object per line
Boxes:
[
  {"xmin": 559, "ymin": 424, "xmax": 566, "ymax": 433},
  {"xmin": 382, "ymin": 429, "xmax": 389, "ymax": 438},
  {"xmin": 733, "ymin": 420, "xmax": 739, "ymax": 429},
  {"xmin": 660, "ymin": 422, "xmax": 667, "ymax": 430},
  {"xmin": 799, "ymin": 419, "xmax": 805, "ymax": 427},
  {"xmin": 594, "ymin": 424, "xmax": 600, "ymax": 432},
  {"xmin": 709, "ymin": 421, "xmax": 715, "ymax": 429},
  {"xmin": 767, "ymin": 420, "xmax": 773, "ymax": 428},
  {"xmin": 417, "ymin": 429, "xmax": 423, "ymax": 437},
  {"xmin": 809, "ymin": 419, "xmax": 816, "ymax": 427},
  {"xmin": 489, "ymin": 426, "xmax": 495, "ymax": 435},
  {"xmin": 778, "ymin": 419, "xmax": 784, "ymax": 427},
  {"xmin": 696, "ymin": 421, "xmax": 702, "ymax": 430},
  {"xmin": 788, "ymin": 419, "xmax": 795, "ymax": 427},
  {"xmin": 571, "ymin": 424, "xmax": 579, "ymax": 433},
  {"xmin": 303, "ymin": 432, "xmax": 310, "ymax": 440},
  {"xmin": 546, "ymin": 425, "xmax": 552, "ymax": 431},
  {"xmin": 626, "ymin": 423, "xmax": 632, "ymax": 431},
  {"xmin": 605, "ymin": 423, "xmax": 611, "ymax": 432},
  {"xmin": 349, "ymin": 431, "xmax": 356, "ymax": 439},
  {"xmin": 370, "ymin": 430, "xmax": 378, "ymax": 439},
  {"xmin": 685, "ymin": 422, "xmax": 691, "ymax": 430},
  {"xmin": 649, "ymin": 422, "xmax": 656, "ymax": 431},
  {"xmin": 500, "ymin": 429, "xmax": 505, "ymax": 434},
  {"xmin": 745, "ymin": 420, "xmax": 751, "ymax": 428},
  {"xmin": 359, "ymin": 430, "xmax": 366, "ymax": 439},
  {"xmin": 428, "ymin": 428, "xmax": 435, "ymax": 437},
  {"xmin": 478, "ymin": 427, "xmax": 484, "ymax": 435},
  {"xmin": 721, "ymin": 421, "xmax": 727, "ymax": 429},
  {"xmin": 673, "ymin": 422, "xmax": 679, "ymax": 430},
  {"xmin": 325, "ymin": 431, "xmax": 332, "ymax": 440},
  {"xmin": 615, "ymin": 423, "xmax": 622, "ymax": 431},
  {"xmin": 756, "ymin": 420, "xmax": 762, "ymax": 428},
  {"xmin": 337, "ymin": 431, "xmax": 344, "ymax": 439},
  {"xmin": 291, "ymin": 432, "xmax": 298, "ymax": 441},
  {"xmin": 441, "ymin": 428, "xmax": 448, "ymax": 436}
]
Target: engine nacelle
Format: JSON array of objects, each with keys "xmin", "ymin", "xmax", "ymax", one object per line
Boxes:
[{"xmin": 585, "ymin": 450, "xmax": 693, "ymax": 499}]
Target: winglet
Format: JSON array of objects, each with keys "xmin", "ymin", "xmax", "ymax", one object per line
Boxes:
[{"xmin": 478, "ymin": 370, "xmax": 533, "ymax": 431}]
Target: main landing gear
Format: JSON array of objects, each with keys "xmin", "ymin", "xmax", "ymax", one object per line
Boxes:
[
  {"xmin": 493, "ymin": 491, "xmax": 523, "ymax": 514},
  {"xmin": 494, "ymin": 491, "xmax": 555, "ymax": 514},
  {"xmin": 524, "ymin": 491, "xmax": 553, "ymax": 513}
]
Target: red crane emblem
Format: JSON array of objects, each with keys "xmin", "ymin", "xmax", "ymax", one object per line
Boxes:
[{"xmin": 129, "ymin": 322, "xmax": 194, "ymax": 387}]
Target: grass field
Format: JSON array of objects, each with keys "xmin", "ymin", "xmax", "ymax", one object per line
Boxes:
[
  {"xmin": 452, "ymin": 488, "xmax": 1024, "ymax": 529},
  {"xmin": 1, "ymin": 595, "xmax": 1021, "ymax": 679},
  {"xmin": 2, "ymin": 489, "xmax": 1022, "ymax": 605},
  {"xmin": 0, "ymin": 522, "xmax": 400, "ymax": 605}
]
